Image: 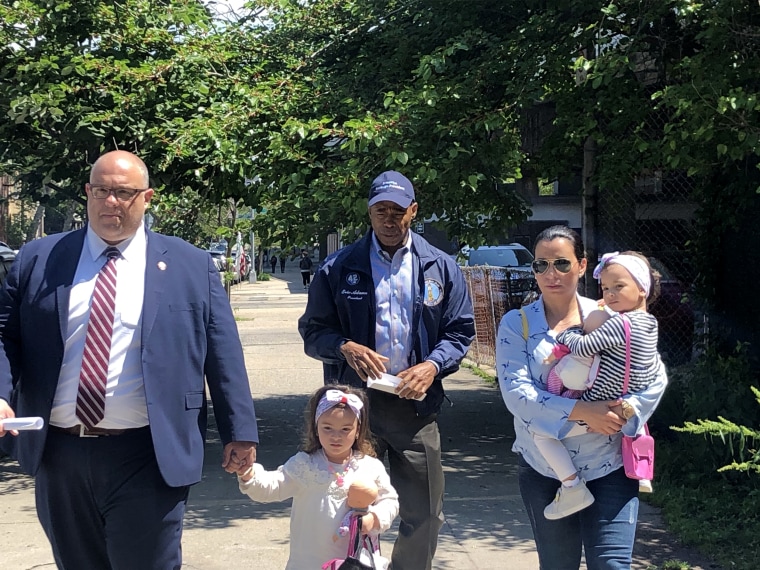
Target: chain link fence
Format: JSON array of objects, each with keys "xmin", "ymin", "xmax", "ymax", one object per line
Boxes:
[
  {"xmin": 596, "ymin": 120, "xmax": 699, "ymax": 366},
  {"xmin": 462, "ymin": 266, "xmax": 537, "ymax": 368},
  {"xmin": 463, "ymin": 129, "xmax": 698, "ymax": 369}
]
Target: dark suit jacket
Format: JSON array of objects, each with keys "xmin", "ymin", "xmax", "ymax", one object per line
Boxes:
[{"xmin": 0, "ymin": 228, "xmax": 258, "ymax": 487}]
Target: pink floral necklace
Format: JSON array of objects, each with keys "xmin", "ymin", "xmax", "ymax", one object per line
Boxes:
[{"xmin": 322, "ymin": 450, "xmax": 356, "ymax": 487}]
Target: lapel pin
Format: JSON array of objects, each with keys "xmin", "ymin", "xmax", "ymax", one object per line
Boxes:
[{"xmin": 158, "ymin": 261, "xmax": 167, "ymax": 271}]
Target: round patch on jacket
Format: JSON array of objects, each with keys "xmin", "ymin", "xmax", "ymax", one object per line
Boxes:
[
  {"xmin": 346, "ymin": 272, "xmax": 360, "ymax": 286},
  {"xmin": 424, "ymin": 278, "xmax": 444, "ymax": 306}
]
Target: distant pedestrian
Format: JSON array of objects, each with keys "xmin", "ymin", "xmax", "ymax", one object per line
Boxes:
[
  {"xmin": 299, "ymin": 249, "xmax": 313, "ymax": 289},
  {"xmin": 270, "ymin": 255, "xmax": 277, "ymax": 273},
  {"xmin": 238, "ymin": 385, "xmax": 398, "ymax": 569},
  {"xmin": 280, "ymin": 254, "xmax": 287, "ymax": 273}
]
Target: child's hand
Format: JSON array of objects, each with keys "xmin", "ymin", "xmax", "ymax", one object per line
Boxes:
[
  {"xmin": 238, "ymin": 465, "xmax": 255, "ymax": 483},
  {"xmin": 360, "ymin": 512, "xmax": 379, "ymax": 534}
]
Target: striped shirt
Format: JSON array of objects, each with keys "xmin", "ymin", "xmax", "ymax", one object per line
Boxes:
[{"xmin": 557, "ymin": 311, "xmax": 659, "ymax": 401}]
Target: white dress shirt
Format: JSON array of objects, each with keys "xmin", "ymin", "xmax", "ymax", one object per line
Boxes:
[{"xmin": 50, "ymin": 224, "xmax": 148, "ymax": 428}]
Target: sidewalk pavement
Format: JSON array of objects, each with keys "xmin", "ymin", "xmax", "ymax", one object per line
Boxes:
[{"xmin": 0, "ymin": 262, "xmax": 721, "ymax": 569}]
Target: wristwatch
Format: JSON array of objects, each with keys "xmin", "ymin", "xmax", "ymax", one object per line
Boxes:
[{"xmin": 620, "ymin": 400, "xmax": 635, "ymax": 420}]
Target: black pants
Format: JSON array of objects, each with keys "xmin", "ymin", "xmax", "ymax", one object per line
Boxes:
[
  {"xmin": 36, "ymin": 428, "xmax": 189, "ymax": 570},
  {"xmin": 368, "ymin": 391, "xmax": 444, "ymax": 570},
  {"xmin": 301, "ymin": 270, "xmax": 311, "ymax": 286}
]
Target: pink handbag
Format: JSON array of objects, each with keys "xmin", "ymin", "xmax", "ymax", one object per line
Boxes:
[
  {"xmin": 322, "ymin": 514, "xmax": 384, "ymax": 570},
  {"xmin": 620, "ymin": 315, "xmax": 655, "ymax": 481},
  {"xmin": 621, "ymin": 424, "xmax": 655, "ymax": 480}
]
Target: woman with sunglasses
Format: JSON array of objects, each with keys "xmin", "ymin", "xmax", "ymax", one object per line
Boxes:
[{"xmin": 495, "ymin": 226, "xmax": 668, "ymax": 570}]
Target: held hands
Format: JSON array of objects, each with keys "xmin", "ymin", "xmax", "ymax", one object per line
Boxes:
[
  {"xmin": 395, "ymin": 361, "xmax": 436, "ymax": 400},
  {"xmin": 340, "ymin": 341, "xmax": 388, "ymax": 381},
  {"xmin": 222, "ymin": 441, "xmax": 257, "ymax": 476},
  {"xmin": 569, "ymin": 400, "xmax": 626, "ymax": 435},
  {"xmin": 0, "ymin": 399, "xmax": 18, "ymax": 437}
]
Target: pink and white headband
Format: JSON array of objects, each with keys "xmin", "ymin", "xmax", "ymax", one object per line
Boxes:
[
  {"xmin": 315, "ymin": 389, "xmax": 364, "ymax": 423},
  {"xmin": 593, "ymin": 252, "xmax": 651, "ymax": 294}
]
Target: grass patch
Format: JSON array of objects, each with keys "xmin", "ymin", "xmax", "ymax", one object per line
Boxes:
[
  {"xmin": 646, "ymin": 562, "xmax": 692, "ymax": 570},
  {"xmin": 646, "ymin": 463, "xmax": 759, "ymax": 570},
  {"xmin": 461, "ymin": 361, "xmax": 496, "ymax": 385}
]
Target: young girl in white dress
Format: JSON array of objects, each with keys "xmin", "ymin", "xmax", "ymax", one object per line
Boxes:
[{"xmin": 238, "ymin": 385, "xmax": 399, "ymax": 569}]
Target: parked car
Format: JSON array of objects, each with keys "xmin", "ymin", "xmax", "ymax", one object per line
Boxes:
[
  {"xmin": 0, "ymin": 245, "xmax": 16, "ymax": 286},
  {"xmin": 647, "ymin": 257, "xmax": 695, "ymax": 365},
  {"xmin": 464, "ymin": 243, "xmax": 534, "ymax": 271},
  {"xmin": 208, "ymin": 249, "xmax": 228, "ymax": 274},
  {"xmin": 0, "ymin": 246, "xmax": 15, "ymax": 458}
]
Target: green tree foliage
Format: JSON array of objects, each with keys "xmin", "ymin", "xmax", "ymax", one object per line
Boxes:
[
  {"xmin": 0, "ymin": 0, "xmax": 260, "ymax": 204},
  {"xmin": 239, "ymin": 0, "xmax": 531, "ymax": 246},
  {"xmin": 1, "ymin": 0, "xmax": 758, "ymax": 262}
]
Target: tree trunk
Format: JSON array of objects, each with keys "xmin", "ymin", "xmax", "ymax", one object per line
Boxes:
[{"xmin": 26, "ymin": 203, "xmax": 45, "ymax": 243}]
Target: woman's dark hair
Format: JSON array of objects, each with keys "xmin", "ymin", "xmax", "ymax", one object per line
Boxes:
[
  {"xmin": 301, "ymin": 384, "xmax": 375, "ymax": 458},
  {"xmin": 533, "ymin": 226, "xmax": 585, "ymax": 261},
  {"xmin": 619, "ymin": 250, "xmax": 661, "ymax": 304}
]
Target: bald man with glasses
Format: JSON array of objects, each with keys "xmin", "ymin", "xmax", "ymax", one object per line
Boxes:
[{"xmin": 0, "ymin": 150, "xmax": 259, "ymax": 569}]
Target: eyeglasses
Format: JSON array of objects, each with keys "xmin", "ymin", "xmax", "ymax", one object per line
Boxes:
[
  {"xmin": 531, "ymin": 258, "xmax": 575, "ymax": 274},
  {"xmin": 89, "ymin": 185, "xmax": 149, "ymax": 202}
]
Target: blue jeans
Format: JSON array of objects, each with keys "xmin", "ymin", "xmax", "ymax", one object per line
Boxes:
[{"xmin": 518, "ymin": 457, "xmax": 639, "ymax": 569}]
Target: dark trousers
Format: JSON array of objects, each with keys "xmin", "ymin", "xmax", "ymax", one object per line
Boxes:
[
  {"xmin": 36, "ymin": 427, "xmax": 189, "ymax": 570},
  {"xmin": 301, "ymin": 270, "xmax": 311, "ymax": 286},
  {"xmin": 368, "ymin": 391, "xmax": 444, "ymax": 570}
]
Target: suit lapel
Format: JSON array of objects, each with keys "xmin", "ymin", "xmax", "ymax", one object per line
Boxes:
[
  {"xmin": 142, "ymin": 231, "xmax": 168, "ymax": 345},
  {"xmin": 56, "ymin": 229, "xmax": 87, "ymax": 343}
]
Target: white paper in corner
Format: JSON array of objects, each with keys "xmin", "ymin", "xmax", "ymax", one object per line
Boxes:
[
  {"xmin": 0, "ymin": 417, "xmax": 44, "ymax": 431},
  {"xmin": 367, "ymin": 373, "xmax": 426, "ymax": 401}
]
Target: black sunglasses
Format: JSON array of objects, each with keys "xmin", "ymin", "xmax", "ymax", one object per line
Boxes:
[{"xmin": 531, "ymin": 258, "xmax": 574, "ymax": 274}]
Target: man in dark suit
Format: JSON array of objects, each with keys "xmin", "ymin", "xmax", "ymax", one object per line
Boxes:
[{"xmin": 0, "ymin": 150, "xmax": 258, "ymax": 569}]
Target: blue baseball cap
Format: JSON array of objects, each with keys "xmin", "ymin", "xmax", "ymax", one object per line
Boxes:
[{"xmin": 368, "ymin": 171, "xmax": 415, "ymax": 208}]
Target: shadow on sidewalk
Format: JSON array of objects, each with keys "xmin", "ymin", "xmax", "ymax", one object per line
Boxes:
[{"xmin": 193, "ymin": 383, "xmax": 521, "ymax": 552}]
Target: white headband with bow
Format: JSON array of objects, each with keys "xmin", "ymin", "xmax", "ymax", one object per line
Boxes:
[
  {"xmin": 315, "ymin": 389, "xmax": 364, "ymax": 423},
  {"xmin": 593, "ymin": 251, "xmax": 651, "ymax": 295}
]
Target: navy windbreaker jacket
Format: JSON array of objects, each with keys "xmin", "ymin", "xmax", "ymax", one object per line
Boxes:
[{"xmin": 298, "ymin": 231, "xmax": 475, "ymax": 417}]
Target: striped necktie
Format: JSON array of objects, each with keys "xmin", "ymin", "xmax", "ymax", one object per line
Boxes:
[{"xmin": 76, "ymin": 246, "xmax": 120, "ymax": 428}]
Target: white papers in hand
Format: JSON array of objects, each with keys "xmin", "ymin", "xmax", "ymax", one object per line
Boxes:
[
  {"xmin": 0, "ymin": 417, "xmax": 44, "ymax": 431},
  {"xmin": 366, "ymin": 373, "xmax": 427, "ymax": 401}
]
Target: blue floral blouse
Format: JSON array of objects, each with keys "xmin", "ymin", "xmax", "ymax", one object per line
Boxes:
[{"xmin": 495, "ymin": 295, "xmax": 668, "ymax": 481}]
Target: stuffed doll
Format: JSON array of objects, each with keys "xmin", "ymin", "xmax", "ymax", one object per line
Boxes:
[{"xmin": 334, "ymin": 480, "xmax": 379, "ymax": 541}]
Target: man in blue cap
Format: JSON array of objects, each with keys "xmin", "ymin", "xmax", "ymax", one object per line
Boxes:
[{"xmin": 299, "ymin": 170, "xmax": 475, "ymax": 570}]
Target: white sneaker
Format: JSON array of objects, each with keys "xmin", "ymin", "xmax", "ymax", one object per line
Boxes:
[
  {"xmin": 544, "ymin": 480, "xmax": 595, "ymax": 520},
  {"xmin": 639, "ymin": 479, "xmax": 653, "ymax": 493}
]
